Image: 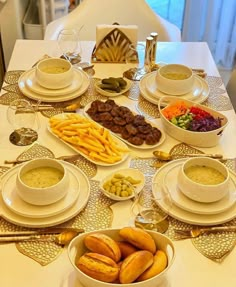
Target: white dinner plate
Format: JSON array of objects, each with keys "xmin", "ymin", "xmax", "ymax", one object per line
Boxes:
[
  {"xmin": 0, "ymin": 161, "xmax": 90, "ymax": 228},
  {"xmin": 164, "ymin": 162, "xmax": 236, "ymax": 215},
  {"xmin": 146, "ymin": 72, "xmax": 203, "ymax": 100},
  {"xmin": 152, "ymin": 159, "xmax": 236, "ymax": 226},
  {"xmin": 83, "ymin": 101, "xmax": 166, "ymax": 150},
  {"xmin": 48, "ymin": 113, "xmax": 130, "ymax": 166},
  {"xmin": 18, "ymin": 69, "xmax": 90, "ymax": 103},
  {"xmin": 1, "ymin": 163, "xmax": 80, "ymax": 218},
  {"xmin": 95, "ymin": 78, "xmax": 133, "ymax": 97},
  {"xmin": 139, "ymin": 72, "xmax": 209, "ymax": 105},
  {"xmin": 24, "ymin": 67, "xmax": 83, "ymax": 96}
]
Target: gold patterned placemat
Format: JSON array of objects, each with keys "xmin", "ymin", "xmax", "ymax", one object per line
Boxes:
[
  {"xmin": 0, "ymin": 143, "xmax": 115, "ymax": 266},
  {"xmin": 130, "ymin": 143, "xmax": 236, "ymax": 262}
]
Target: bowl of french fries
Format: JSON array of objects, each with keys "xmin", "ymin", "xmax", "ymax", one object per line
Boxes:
[
  {"xmin": 100, "ymin": 168, "xmax": 145, "ymax": 201},
  {"xmin": 48, "ymin": 113, "xmax": 130, "ymax": 166}
]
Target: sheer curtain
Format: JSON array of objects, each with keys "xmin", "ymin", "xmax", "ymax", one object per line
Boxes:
[{"xmin": 182, "ymin": 0, "xmax": 236, "ymax": 69}]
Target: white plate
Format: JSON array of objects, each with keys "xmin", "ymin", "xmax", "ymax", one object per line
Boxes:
[
  {"xmin": 164, "ymin": 162, "xmax": 236, "ymax": 215},
  {"xmin": 95, "ymin": 79, "xmax": 133, "ymax": 97},
  {"xmin": 139, "ymin": 72, "xmax": 209, "ymax": 106},
  {"xmin": 0, "ymin": 161, "xmax": 90, "ymax": 228},
  {"xmin": 48, "ymin": 113, "xmax": 129, "ymax": 166},
  {"xmin": 84, "ymin": 101, "xmax": 166, "ymax": 150},
  {"xmin": 100, "ymin": 168, "xmax": 145, "ymax": 201},
  {"xmin": 146, "ymin": 72, "xmax": 203, "ymax": 100},
  {"xmin": 24, "ymin": 68, "xmax": 83, "ymax": 96},
  {"xmin": 152, "ymin": 159, "xmax": 236, "ymax": 226},
  {"xmin": 18, "ymin": 69, "xmax": 90, "ymax": 103},
  {"xmin": 1, "ymin": 163, "xmax": 80, "ymax": 218}
]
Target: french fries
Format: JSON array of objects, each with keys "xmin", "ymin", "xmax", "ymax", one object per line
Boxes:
[{"xmin": 49, "ymin": 114, "xmax": 129, "ymax": 164}]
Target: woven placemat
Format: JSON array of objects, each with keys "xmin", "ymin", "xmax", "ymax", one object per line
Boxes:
[
  {"xmin": 0, "ymin": 143, "xmax": 113, "ymax": 266},
  {"xmin": 130, "ymin": 143, "xmax": 236, "ymax": 262}
]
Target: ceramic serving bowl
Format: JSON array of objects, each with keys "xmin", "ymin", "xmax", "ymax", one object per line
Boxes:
[
  {"xmin": 158, "ymin": 96, "xmax": 228, "ymax": 147},
  {"xmin": 67, "ymin": 228, "xmax": 175, "ymax": 287},
  {"xmin": 16, "ymin": 158, "xmax": 69, "ymax": 205},
  {"xmin": 35, "ymin": 57, "xmax": 73, "ymax": 90},
  {"xmin": 178, "ymin": 157, "xmax": 230, "ymax": 203},
  {"xmin": 155, "ymin": 64, "xmax": 194, "ymax": 95},
  {"xmin": 99, "ymin": 168, "xmax": 145, "ymax": 201}
]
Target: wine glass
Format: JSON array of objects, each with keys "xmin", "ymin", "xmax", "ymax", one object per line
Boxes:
[
  {"xmin": 7, "ymin": 99, "xmax": 39, "ymax": 146},
  {"xmin": 124, "ymin": 43, "xmax": 151, "ymax": 81},
  {"xmin": 57, "ymin": 28, "xmax": 82, "ymax": 64},
  {"xmin": 132, "ymin": 183, "xmax": 172, "ymax": 233}
]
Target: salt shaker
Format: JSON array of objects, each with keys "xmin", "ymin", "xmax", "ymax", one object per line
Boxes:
[
  {"xmin": 145, "ymin": 36, "xmax": 154, "ymax": 70},
  {"xmin": 150, "ymin": 32, "xmax": 158, "ymax": 63}
]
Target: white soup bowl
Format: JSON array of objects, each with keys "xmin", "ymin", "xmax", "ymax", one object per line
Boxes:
[
  {"xmin": 178, "ymin": 157, "xmax": 230, "ymax": 203},
  {"xmin": 16, "ymin": 158, "xmax": 69, "ymax": 205}
]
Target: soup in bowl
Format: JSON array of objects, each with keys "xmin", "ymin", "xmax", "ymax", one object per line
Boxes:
[
  {"xmin": 35, "ymin": 57, "xmax": 73, "ymax": 90},
  {"xmin": 177, "ymin": 157, "xmax": 230, "ymax": 203},
  {"xmin": 155, "ymin": 64, "xmax": 194, "ymax": 95},
  {"xmin": 16, "ymin": 158, "xmax": 69, "ymax": 205}
]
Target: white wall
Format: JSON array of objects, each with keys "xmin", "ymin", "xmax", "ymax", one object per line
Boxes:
[{"xmin": 0, "ymin": 0, "xmax": 29, "ymax": 68}]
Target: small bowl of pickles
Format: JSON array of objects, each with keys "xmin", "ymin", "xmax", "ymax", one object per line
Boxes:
[
  {"xmin": 99, "ymin": 168, "xmax": 145, "ymax": 201},
  {"xmin": 95, "ymin": 77, "xmax": 133, "ymax": 97}
]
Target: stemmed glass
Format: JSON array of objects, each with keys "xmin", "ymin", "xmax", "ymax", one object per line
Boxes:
[
  {"xmin": 124, "ymin": 43, "xmax": 152, "ymax": 81},
  {"xmin": 131, "ymin": 183, "xmax": 172, "ymax": 233},
  {"xmin": 57, "ymin": 28, "xmax": 82, "ymax": 64},
  {"xmin": 7, "ymin": 99, "xmax": 39, "ymax": 146}
]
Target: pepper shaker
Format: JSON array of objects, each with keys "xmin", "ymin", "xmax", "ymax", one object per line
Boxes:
[
  {"xmin": 145, "ymin": 36, "xmax": 154, "ymax": 70},
  {"xmin": 150, "ymin": 32, "xmax": 158, "ymax": 63}
]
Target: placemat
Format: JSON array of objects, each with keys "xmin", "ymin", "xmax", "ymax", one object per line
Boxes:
[
  {"xmin": 130, "ymin": 143, "xmax": 236, "ymax": 262},
  {"xmin": 0, "ymin": 143, "xmax": 113, "ymax": 266}
]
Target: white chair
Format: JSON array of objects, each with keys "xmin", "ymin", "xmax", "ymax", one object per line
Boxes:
[
  {"xmin": 44, "ymin": 0, "xmax": 181, "ymax": 42},
  {"xmin": 226, "ymin": 68, "xmax": 236, "ymax": 110}
]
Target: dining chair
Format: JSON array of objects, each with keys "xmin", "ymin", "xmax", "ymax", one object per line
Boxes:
[
  {"xmin": 44, "ymin": 0, "xmax": 181, "ymax": 42},
  {"xmin": 226, "ymin": 68, "xmax": 236, "ymax": 110}
]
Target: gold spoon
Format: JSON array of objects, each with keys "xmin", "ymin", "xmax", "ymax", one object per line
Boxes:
[
  {"xmin": 4, "ymin": 154, "xmax": 81, "ymax": 165},
  {"xmin": 153, "ymin": 150, "xmax": 223, "ymax": 161},
  {"xmin": 0, "ymin": 229, "xmax": 83, "ymax": 245}
]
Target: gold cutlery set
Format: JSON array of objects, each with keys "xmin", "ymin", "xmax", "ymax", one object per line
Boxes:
[
  {"xmin": 0, "ymin": 228, "xmax": 84, "ymax": 245},
  {"xmin": 173, "ymin": 226, "xmax": 236, "ymax": 239}
]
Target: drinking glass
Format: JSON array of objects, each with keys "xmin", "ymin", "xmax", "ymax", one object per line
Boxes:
[
  {"xmin": 57, "ymin": 28, "xmax": 82, "ymax": 64},
  {"xmin": 124, "ymin": 43, "xmax": 151, "ymax": 80},
  {"xmin": 7, "ymin": 99, "xmax": 39, "ymax": 146},
  {"xmin": 132, "ymin": 183, "xmax": 172, "ymax": 233}
]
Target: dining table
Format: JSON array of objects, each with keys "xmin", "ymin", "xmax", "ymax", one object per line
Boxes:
[{"xmin": 0, "ymin": 39, "xmax": 236, "ymax": 287}]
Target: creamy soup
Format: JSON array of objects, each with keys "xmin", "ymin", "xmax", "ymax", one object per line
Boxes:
[
  {"xmin": 21, "ymin": 167, "xmax": 64, "ymax": 188},
  {"xmin": 162, "ymin": 72, "xmax": 189, "ymax": 80},
  {"xmin": 41, "ymin": 66, "xmax": 68, "ymax": 74},
  {"xmin": 184, "ymin": 165, "xmax": 226, "ymax": 185}
]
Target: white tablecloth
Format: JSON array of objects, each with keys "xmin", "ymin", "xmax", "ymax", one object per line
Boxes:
[{"xmin": 0, "ymin": 40, "xmax": 236, "ymax": 287}]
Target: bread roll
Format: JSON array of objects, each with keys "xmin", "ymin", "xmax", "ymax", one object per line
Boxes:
[
  {"xmin": 119, "ymin": 227, "xmax": 156, "ymax": 254},
  {"xmin": 119, "ymin": 250, "xmax": 154, "ymax": 284},
  {"xmin": 84, "ymin": 233, "xmax": 121, "ymax": 262},
  {"xmin": 137, "ymin": 250, "xmax": 168, "ymax": 281},
  {"xmin": 76, "ymin": 252, "xmax": 119, "ymax": 283},
  {"xmin": 117, "ymin": 241, "xmax": 138, "ymax": 259}
]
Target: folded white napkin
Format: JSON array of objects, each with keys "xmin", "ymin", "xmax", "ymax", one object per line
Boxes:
[{"xmin": 96, "ymin": 24, "xmax": 138, "ymax": 47}]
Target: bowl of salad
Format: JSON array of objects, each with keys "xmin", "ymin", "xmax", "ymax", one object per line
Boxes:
[{"xmin": 158, "ymin": 96, "xmax": 228, "ymax": 147}]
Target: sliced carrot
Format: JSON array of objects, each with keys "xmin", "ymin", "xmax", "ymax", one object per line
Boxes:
[{"xmin": 162, "ymin": 101, "xmax": 188, "ymax": 120}]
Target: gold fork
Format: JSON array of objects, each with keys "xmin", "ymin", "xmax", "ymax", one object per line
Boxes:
[{"xmin": 174, "ymin": 226, "xmax": 236, "ymax": 239}]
